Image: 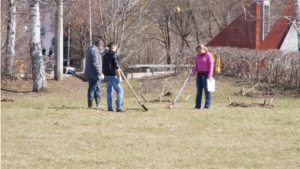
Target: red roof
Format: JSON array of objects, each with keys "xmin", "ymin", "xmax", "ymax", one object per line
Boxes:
[
  {"xmin": 206, "ymin": 2, "xmax": 261, "ymax": 49},
  {"xmin": 258, "ymin": 0, "xmax": 295, "ymax": 50}
]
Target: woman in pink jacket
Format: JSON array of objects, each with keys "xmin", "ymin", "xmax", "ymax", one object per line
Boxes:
[{"xmin": 190, "ymin": 44, "xmax": 214, "ymax": 109}]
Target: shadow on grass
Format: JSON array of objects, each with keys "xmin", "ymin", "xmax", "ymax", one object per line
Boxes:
[
  {"xmin": 48, "ymin": 106, "xmax": 148, "ymax": 112},
  {"xmin": 48, "ymin": 106, "xmax": 107, "ymax": 111},
  {"xmin": 1, "ymin": 88, "xmax": 32, "ymax": 94},
  {"xmin": 126, "ymin": 108, "xmax": 147, "ymax": 112},
  {"xmin": 150, "ymin": 99, "xmax": 171, "ymax": 103},
  {"xmin": 49, "ymin": 106, "xmax": 80, "ymax": 110},
  {"xmin": 47, "ymin": 73, "xmax": 88, "ymax": 82}
]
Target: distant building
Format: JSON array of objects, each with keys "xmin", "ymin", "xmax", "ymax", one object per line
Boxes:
[
  {"xmin": 258, "ymin": 0, "xmax": 297, "ymax": 52},
  {"xmin": 40, "ymin": 11, "xmax": 55, "ymax": 55},
  {"xmin": 206, "ymin": 0, "xmax": 298, "ymax": 52}
]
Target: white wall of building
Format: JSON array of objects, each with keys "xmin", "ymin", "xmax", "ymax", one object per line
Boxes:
[
  {"xmin": 279, "ymin": 23, "xmax": 298, "ymax": 69},
  {"xmin": 40, "ymin": 12, "xmax": 54, "ymax": 55},
  {"xmin": 280, "ymin": 24, "xmax": 298, "ymax": 52},
  {"xmin": 41, "ymin": 31, "xmax": 54, "ymax": 55}
]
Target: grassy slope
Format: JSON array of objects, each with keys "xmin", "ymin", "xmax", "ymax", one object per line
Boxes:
[{"xmin": 1, "ymin": 75, "xmax": 300, "ymax": 169}]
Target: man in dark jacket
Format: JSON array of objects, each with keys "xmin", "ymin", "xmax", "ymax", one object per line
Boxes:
[
  {"xmin": 48, "ymin": 47, "xmax": 53, "ymax": 58},
  {"xmin": 84, "ymin": 39, "xmax": 106, "ymax": 108},
  {"xmin": 102, "ymin": 42, "xmax": 125, "ymax": 112},
  {"xmin": 42, "ymin": 47, "xmax": 46, "ymax": 55}
]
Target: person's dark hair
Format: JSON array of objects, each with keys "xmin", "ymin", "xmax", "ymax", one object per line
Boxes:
[
  {"xmin": 95, "ymin": 39, "xmax": 104, "ymax": 47},
  {"xmin": 107, "ymin": 42, "xmax": 117, "ymax": 50}
]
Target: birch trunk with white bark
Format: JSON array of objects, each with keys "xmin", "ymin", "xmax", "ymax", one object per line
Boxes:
[
  {"xmin": 30, "ymin": 0, "xmax": 46, "ymax": 92},
  {"xmin": 295, "ymin": 0, "xmax": 300, "ymax": 50},
  {"xmin": 5, "ymin": 0, "xmax": 16, "ymax": 76}
]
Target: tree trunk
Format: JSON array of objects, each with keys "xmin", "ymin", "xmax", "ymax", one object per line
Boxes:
[
  {"xmin": 80, "ymin": 32, "xmax": 86, "ymax": 72},
  {"xmin": 55, "ymin": 0, "xmax": 63, "ymax": 81},
  {"xmin": 81, "ymin": 58, "xmax": 86, "ymax": 72},
  {"xmin": 29, "ymin": 0, "xmax": 46, "ymax": 92},
  {"xmin": 295, "ymin": 0, "xmax": 300, "ymax": 51},
  {"xmin": 167, "ymin": 18, "xmax": 171, "ymax": 64},
  {"xmin": 67, "ymin": 26, "xmax": 70, "ymax": 67},
  {"xmin": 88, "ymin": 0, "xmax": 92, "ymax": 46},
  {"xmin": 5, "ymin": 0, "xmax": 16, "ymax": 76}
]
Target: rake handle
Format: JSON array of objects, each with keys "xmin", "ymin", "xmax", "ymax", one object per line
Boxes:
[
  {"xmin": 173, "ymin": 75, "xmax": 190, "ymax": 105},
  {"xmin": 119, "ymin": 69, "xmax": 147, "ymax": 112}
]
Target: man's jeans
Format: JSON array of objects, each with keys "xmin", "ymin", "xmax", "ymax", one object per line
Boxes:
[
  {"xmin": 105, "ymin": 76, "xmax": 123, "ymax": 110},
  {"xmin": 88, "ymin": 78, "xmax": 100, "ymax": 99},
  {"xmin": 195, "ymin": 73, "xmax": 211, "ymax": 109}
]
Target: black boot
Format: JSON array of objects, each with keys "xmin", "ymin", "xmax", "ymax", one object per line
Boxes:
[
  {"xmin": 88, "ymin": 98, "xmax": 93, "ymax": 108},
  {"xmin": 95, "ymin": 97, "xmax": 103, "ymax": 108}
]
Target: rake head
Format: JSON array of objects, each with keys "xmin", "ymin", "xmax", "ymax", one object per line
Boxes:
[
  {"xmin": 141, "ymin": 104, "xmax": 148, "ymax": 111},
  {"xmin": 167, "ymin": 104, "xmax": 173, "ymax": 109}
]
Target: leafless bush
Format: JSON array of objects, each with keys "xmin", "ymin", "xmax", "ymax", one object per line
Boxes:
[
  {"xmin": 1, "ymin": 53, "xmax": 32, "ymax": 81},
  {"xmin": 210, "ymin": 47, "xmax": 300, "ymax": 87},
  {"xmin": 171, "ymin": 47, "xmax": 195, "ymax": 74}
]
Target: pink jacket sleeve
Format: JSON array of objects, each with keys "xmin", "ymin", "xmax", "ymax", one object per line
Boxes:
[{"xmin": 207, "ymin": 52, "xmax": 214, "ymax": 78}]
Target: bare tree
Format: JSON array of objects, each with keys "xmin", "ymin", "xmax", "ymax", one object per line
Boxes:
[
  {"xmin": 2, "ymin": 0, "xmax": 31, "ymax": 79},
  {"xmin": 64, "ymin": 0, "xmax": 89, "ymax": 70},
  {"xmin": 95, "ymin": 0, "xmax": 153, "ymax": 55},
  {"xmin": 29, "ymin": 0, "xmax": 46, "ymax": 92},
  {"xmin": 64, "ymin": 0, "xmax": 154, "ymax": 69},
  {"xmin": 147, "ymin": 0, "xmax": 176, "ymax": 64},
  {"xmin": 5, "ymin": 0, "xmax": 16, "ymax": 76},
  {"xmin": 88, "ymin": 0, "xmax": 92, "ymax": 46},
  {"xmin": 152, "ymin": 9, "xmax": 172, "ymax": 63}
]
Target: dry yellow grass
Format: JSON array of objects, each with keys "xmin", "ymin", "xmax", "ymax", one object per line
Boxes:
[{"xmin": 1, "ymin": 75, "xmax": 300, "ymax": 168}]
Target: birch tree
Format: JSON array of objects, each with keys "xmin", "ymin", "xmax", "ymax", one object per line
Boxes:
[
  {"xmin": 29, "ymin": 0, "xmax": 46, "ymax": 92},
  {"xmin": 5, "ymin": 0, "xmax": 16, "ymax": 76}
]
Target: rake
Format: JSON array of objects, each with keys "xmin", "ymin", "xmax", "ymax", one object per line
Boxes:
[
  {"xmin": 120, "ymin": 69, "xmax": 148, "ymax": 111},
  {"xmin": 168, "ymin": 75, "xmax": 190, "ymax": 109}
]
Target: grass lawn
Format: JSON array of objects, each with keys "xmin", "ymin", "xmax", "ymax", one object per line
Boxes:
[{"xmin": 1, "ymin": 74, "xmax": 300, "ymax": 168}]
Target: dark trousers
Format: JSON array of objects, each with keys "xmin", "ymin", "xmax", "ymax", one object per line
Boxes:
[
  {"xmin": 195, "ymin": 73, "xmax": 211, "ymax": 109},
  {"xmin": 87, "ymin": 78, "xmax": 100, "ymax": 99}
]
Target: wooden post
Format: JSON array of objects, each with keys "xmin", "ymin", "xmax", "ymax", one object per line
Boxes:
[
  {"xmin": 160, "ymin": 79, "xmax": 167, "ymax": 102},
  {"xmin": 141, "ymin": 94, "xmax": 148, "ymax": 102},
  {"xmin": 269, "ymin": 98, "xmax": 273, "ymax": 105},
  {"xmin": 185, "ymin": 95, "xmax": 190, "ymax": 101},
  {"xmin": 242, "ymin": 86, "xmax": 245, "ymax": 96},
  {"xmin": 227, "ymin": 97, "xmax": 232, "ymax": 105}
]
